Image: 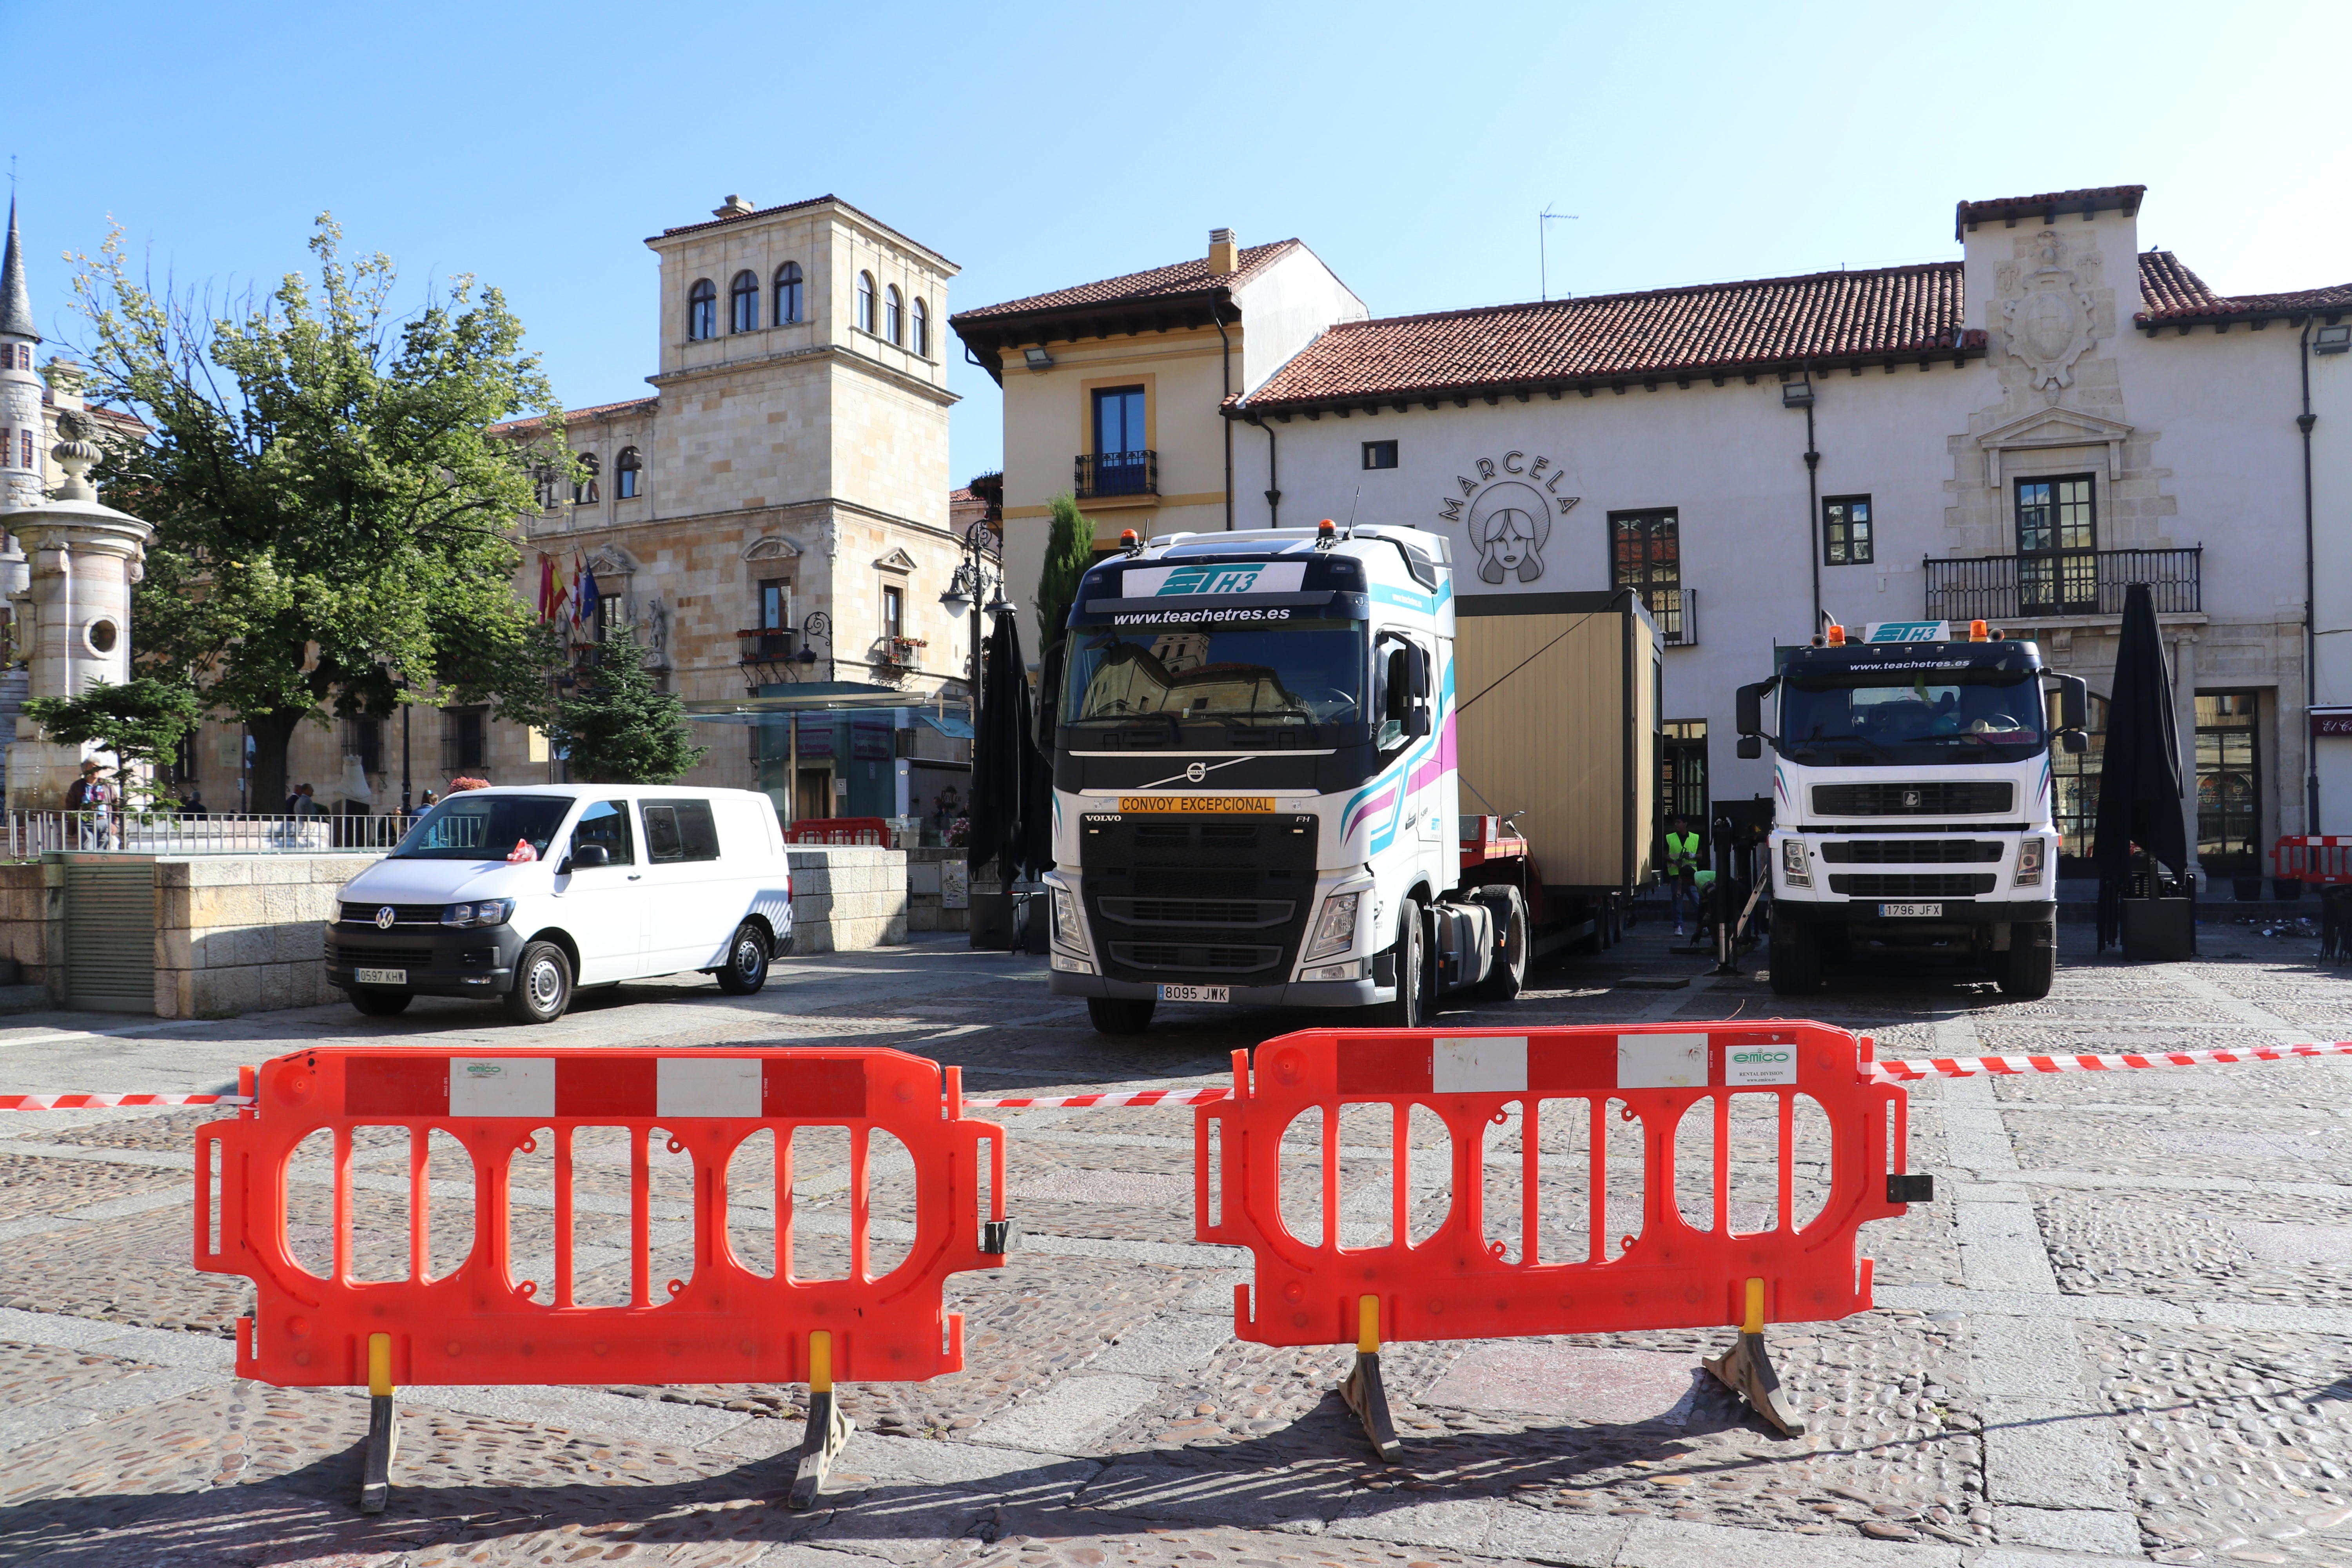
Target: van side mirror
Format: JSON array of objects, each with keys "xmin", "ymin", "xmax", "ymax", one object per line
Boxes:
[
  {"xmin": 566, "ymin": 843, "xmax": 610, "ymax": 872},
  {"xmin": 1737, "ymin": 735, "xmax": 1762, "ymax": 760}
]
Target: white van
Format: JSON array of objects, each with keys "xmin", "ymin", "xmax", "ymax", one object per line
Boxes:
[{"xmin": 325, "ymin": 786, "xmax": 793, "ymax": 1024}]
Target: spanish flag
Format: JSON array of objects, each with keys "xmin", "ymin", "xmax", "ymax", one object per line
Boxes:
[{"xmin": 536, "ymin": 554, "xmax": 568, "ymax": 623}]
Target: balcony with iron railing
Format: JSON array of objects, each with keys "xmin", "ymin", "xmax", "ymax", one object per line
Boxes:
[
  {"xmin": 1074, "ymin": 449, "xmax": 1157, "ymax": 500},
  {"xmin": 1923, "ymin": 547, "xmax": 2201, "ymax": 622},
  {"xmin": 736, "ymin": 628, "xmax": 799, "ymax": 663}
]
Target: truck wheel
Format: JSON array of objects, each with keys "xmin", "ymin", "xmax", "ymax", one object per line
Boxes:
[
  {"xmin": 1087, "ymin": 996, "xmax": 1156, "ymax": 1034},
  {"xmin": 1472, "ymin": 886, "xmax": 1528, "ymax": 999},
  {"xmin": 1370, "ymin": 898, "xmax": 1429, "ymax": 1027},
  {"xmin": 1998, "ymin": 928, "xmax": 2056, "ymax": 999},
  {"xmin": 1767, "ymin": 919, "xmax": 1822, "ymax": 996}
]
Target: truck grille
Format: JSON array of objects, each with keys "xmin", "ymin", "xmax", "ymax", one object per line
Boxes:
[
  {"xmin": 1097, "ymin": 898, "xmax": 1295, "ymax": 929},
  {"xmin": 1078, "ymin": 813, "xmax": 1318, "ymax": 985},
  {"xmin": 1827, "ymin": 873, "xmax": 1999, "ymax": 897},
  {"xmin": 1820, "ymin": 840, "xmax": 2004, "ymax": 864},
  {"xmin": 1812, "ymin": 782, "xmax": 2014, "ymax": 816}
]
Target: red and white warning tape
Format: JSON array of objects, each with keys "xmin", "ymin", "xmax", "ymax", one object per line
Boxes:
[
  {"xmin": 1868, "ymin": 1040, "xmax": 2352, "ymax": 1083},
  {"xmin": 0, "ymin": 1092, "xmax": 255, "ymax": 1112},
  {"xmin": 12, "ymin": 1041, "xmax": 2352, "ymax": 1113}
]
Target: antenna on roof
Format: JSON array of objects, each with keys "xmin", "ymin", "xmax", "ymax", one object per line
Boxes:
[
  {"xmin": 1539, "ymin": 207, "xmax": 1580, "ymax": 301},
  {"xmin": 1345, "ymin": 487, "xmax": 1360, "ymax": 539}
]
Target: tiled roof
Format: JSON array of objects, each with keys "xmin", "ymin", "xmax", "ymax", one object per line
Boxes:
[
  {"xmin": 953, "ymin": 241, "xmax": 1301, "ymax": 325},
  {"xmin": 1237, "ymin": 261, "xmax": 1981, "ymax": 412},
  {"xmin": 649, "ymin": 194, "xmax": 956, "ymax": 269},
  {"xmin": 2136, "ymin": 260, "xmax": 2352, "ymax": 325},
  {"xmin": 1955, "ymin": 185, "xmax": 2146, "ymax": 240},
  {"xmin": 486, "ymin": 396, "xmax": 658, "ymax": 437},
  {"xmin": 2136, "ymin": 251, "xmax": 2226, "ymax": 316}
]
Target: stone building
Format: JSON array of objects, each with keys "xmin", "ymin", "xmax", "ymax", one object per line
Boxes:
[{"xmin": 964, "ymin": 185, "xmax": 2352, "ymax": 887}]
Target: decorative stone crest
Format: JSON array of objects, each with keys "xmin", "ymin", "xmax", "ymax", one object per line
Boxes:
[{"xmin": 2001, "ymin": 230, "xmax": 2098, "ymax": 404}]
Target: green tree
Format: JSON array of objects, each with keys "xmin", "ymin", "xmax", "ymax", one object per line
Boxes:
[
  {"xmin": 1033, "ymin": 493, "xmax": 1096, "ymax": 653},
  {"xmin": 24, "ymin": 677, "xmax": 205, "ymax": 805},
  {"xmin": 68, "ymin": 214, "xmax": 566, "ymax": 812},
  {"xmin": 544, "ymin": 628, "xmax": 706, "ymax": 784}
]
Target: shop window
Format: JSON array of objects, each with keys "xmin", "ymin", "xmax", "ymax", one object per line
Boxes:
[
  {"xmin": 2196, "ymin": 691, "xmax": 2261, "ymax": 880},
  {"xmin": 1823, "ymin": 495, "xmax": 1872, "ymax": 565},
  {"xmin": 1362, "ymin": 440, "xmax": 1398, "ymax": 470}
]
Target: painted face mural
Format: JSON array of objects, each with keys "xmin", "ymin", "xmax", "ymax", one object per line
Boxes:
[{"xmin": 1466, "ymin": 481, "xmax": 1553, "ymax": 585}]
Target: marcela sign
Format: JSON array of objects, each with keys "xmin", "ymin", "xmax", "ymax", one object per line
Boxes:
[{"xmin": 1437, "ymin": 454, "xmax": 1581, "ymax": 585}]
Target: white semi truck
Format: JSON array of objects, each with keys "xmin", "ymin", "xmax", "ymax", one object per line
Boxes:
[
  {"xmin": 1735, "ymin": 620, "xmax": 2089, "ymax": 999},
  {"xmin": 1037, "ymin": 521, "xmax": 1658, "ymax": 1034}
]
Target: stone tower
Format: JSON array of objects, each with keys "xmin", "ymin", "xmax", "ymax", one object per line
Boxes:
[{"xmin": 0, "ymin": 197, "xmax": 40, "ymax": 513}]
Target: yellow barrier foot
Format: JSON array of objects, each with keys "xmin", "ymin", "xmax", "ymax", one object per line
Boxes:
[
  {"xmin": 359, "ymin": 1393, "xmax": 398, "ymax": 1513},
  {"xmin": 1339, "ymin": 1350, "xmax": 1402, "ymax": 1464},
  {"xmin": 787, "ymin": 1389, "xmax": 854, "ymax": 1509},
  {"xmin": 1702, "ymin": 1331, "xmax": 1807, "ymax": 1438}
]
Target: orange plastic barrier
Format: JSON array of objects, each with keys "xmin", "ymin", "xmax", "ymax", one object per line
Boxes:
[
  {"xmin": 2273, "ymin": 835, "xmax": 2352, "ymax": 885},
  {"xmin": 196, "ymin": 1045, "xmax": 1009, "ymax": 1509},
  {"xmin": 1194, "ymin": 1022, "xmax": 1921, "ymax": 1453},
  {"xmin": 785, "ymin": 816, "xmax": 893, "ymax": 846}
]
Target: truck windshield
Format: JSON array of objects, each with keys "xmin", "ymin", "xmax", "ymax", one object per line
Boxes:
[
  {"xmin": 390, "ymin": 794, "xmax": 574, "ymax": 860},
  {"xmin": 1063, "ymin": 621, "xmax": 1363, "ymax": 728},
  {"xmin": 1780, "ymin": 668, "xmax": 2046, "ymax": 765}
]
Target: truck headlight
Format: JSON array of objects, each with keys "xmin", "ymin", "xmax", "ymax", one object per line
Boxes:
[
  {"xmin": 1305, "ymin": 891, "xmax": 1361, "ymax": 962},
  {"xmin": 442, "ymin": 899, "xmax": 514, "ymax": 927},
  {"xmin": 2014, "ymin": 838, "xmax": 2045, "ymax": 887},
  {"xmin": 1780, "ymin": 840, "xmax": 1810, "ymax": 888},
  {"xmin": 1051, "ymin": 885, "xmax": 1088, "ymax": 953}
]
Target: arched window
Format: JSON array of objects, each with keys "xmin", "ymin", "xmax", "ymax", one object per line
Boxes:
[
  {"xmin": 911, "ymin": 298, "xmax": 929, "ymax": 358},
  {"xmin": 774, "ymin": 261, "xmax": 803, "ymax": 324},
  {"xmin": 884, "ymin": 284, "xmax": 904, "ymax": 345},
  {"xmin": 730, "ymin": 270, "xmax": 760, "ymax": 334},
  {"xmin": 687, "ymin": 279, "xmax": 717, "ymax": 341},
  {"xmin": 573, "ymin": 451, "xmax": 601, "ymax": 505},
  {"xmin": 616, "ymin": 446, "xmax": 642, "ymax": 499},
  {"xmin": 856, "ymin": 272, "xmax": 875, "ymax": 334}
]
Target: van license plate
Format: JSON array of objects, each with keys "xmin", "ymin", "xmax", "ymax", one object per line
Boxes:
[
  {"xmin": 354, "ymin": 967, "xmax": 407, "ymax": 985},
  {"xmin": 1158, "ymin": 984, "xmax": 1229, "ymax": 1003},
  {"xmin": 1879, "ymin": 903, "xmax": 1942, "ymax": 919}
]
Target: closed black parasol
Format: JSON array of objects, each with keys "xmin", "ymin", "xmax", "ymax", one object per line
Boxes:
[
  {"xmin": 966, "ymin": 606, "xmax": 1050, "ymax": 908},
  {"xmin": 2092, "ymin": 582, "xmax": 2189, "ymax": 951}
]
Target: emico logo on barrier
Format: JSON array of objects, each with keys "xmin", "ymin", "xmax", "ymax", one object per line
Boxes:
[
  {"xmin": 196, "ymin": 1046, "xmax": 1013, "ymax": 1511},
  {"xmin": 1196, "ymin": 1022, "xmax": 1922, "ymax": 1455}
]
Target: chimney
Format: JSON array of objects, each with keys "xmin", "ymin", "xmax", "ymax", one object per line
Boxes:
[
  {"xmin": 713, "ymin": 194, "xmax": 757, "ymax": 219},
  {"xmin": 1208, "ymin": 228, "xmax": 1238, "ymax": 275}
]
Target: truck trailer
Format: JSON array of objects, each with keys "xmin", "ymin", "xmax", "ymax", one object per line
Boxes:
[
  {"xmin": 1735, "ymin": 620, "xmax": 2089, "ymax": 999},
  {"xmin": 1037, "ymin": 522, "xmax": 1658, "ymax": 1034}
]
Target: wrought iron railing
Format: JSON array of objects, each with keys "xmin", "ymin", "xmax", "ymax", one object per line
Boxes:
[
  {"xmin": 2, "ymin": 811, "xmax": 416, "ymax": 858},
  {"xmin": 1923, "ymin": 547, "xmax": 2201, "ymax": 621},
  {"xmin": 737, "ymin": 629, "xmax": 798, "ymax": 662},
  {"xmin": 1075, "ymin": 449, "xmax": 1157, "ymax": 499}
]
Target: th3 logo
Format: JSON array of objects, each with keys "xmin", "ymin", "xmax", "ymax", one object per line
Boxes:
[{"xmin": 1156, "ymin": 565, "xmax": 1264, "ymax": 596}]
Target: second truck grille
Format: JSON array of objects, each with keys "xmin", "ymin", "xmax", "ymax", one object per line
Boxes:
[{"xmin": 1827, "ymin": 873, "xmax": 1999, "ymax": 897}]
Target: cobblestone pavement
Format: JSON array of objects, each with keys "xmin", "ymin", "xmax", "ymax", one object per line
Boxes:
[{"xmin": 1, "ymin": 916, "xmax": 2349, "ymax": 1567}]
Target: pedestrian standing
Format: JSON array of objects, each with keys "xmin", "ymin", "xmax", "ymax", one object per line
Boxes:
[
  {"xmin": 1666, "ymin": 814, "xmax": 1702, "ymax": 937},
  {"xmin": 67, "ymin": 759, "xmax": 114, "ymax": 849}
]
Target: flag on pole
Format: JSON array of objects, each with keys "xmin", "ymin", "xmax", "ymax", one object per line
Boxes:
[
  {"xmin": 536, "ymin": 554, "xmax": 568, "ymax": 622},
  {"xmin": 571, "ymin": 555, "xmax": 587, "ymax": 626},
  {"xmin": 577, "ymin": 557, "xmax": 602, "ymax": 632}
]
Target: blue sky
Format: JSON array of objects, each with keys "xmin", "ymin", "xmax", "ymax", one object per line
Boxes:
[{"xmin": 12, "ymin": 0, "xmax": 2345, "ymax": 488}]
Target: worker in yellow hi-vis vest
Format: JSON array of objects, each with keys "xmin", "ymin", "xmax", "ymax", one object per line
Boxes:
[{"xmin": 1665, "ymin": 815, "xmax": 1703, "ymax": 936}]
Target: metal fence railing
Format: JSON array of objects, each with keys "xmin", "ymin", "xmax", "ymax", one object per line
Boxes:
[
  {"xmin": 1923, "ymin": 546, "xmax": 2203, "ymax": 621},
  {"xmin": 3, "ymin": 812, "xmax": 415, "ymax": 859}
]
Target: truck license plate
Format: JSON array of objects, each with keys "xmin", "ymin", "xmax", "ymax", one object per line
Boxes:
[
  {"xmin": 354, "ymin": 967, "xmax": 407, "ymax": 985},
  {"xmin": 1158, "ymin": 984, "xmax": 1230, "ymax": 1003},
  {"xmin": 1878, "ymin": 903, "xmax": 1942, "ymax": 919}
]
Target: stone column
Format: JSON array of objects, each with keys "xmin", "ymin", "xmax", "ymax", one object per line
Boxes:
[{"xmin": 2, "ymin": 416, "xmax": 153, "ymax": 809}]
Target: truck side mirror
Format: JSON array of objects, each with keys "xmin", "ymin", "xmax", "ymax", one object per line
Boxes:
[
  {"xmin": 1406, "ymin": 642, "xmax": 1430, "ymax": 700},
  {"xmin": 1405, "ymin": 704, "xmax": 1432, "ymax": 740},
  {"xmin": 1384, "ymin": 646, "xmax": 1411, "ymax": 720},
  {"xmin": 2062, "ymin": 730, "xmax": 2088, "ymax": 754},
  {"xmin": 1737, "ymin": 735, "xmax": 1762, "ymax": 759},
  {"xmin": 2057, "ymin": 673, "xmax": 2089, "ymax": 732},
  {"xmin": 1735, "ymin": 681, "xmax": 1768, "ymax": 737}
]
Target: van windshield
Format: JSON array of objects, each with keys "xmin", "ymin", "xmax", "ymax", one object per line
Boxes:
[{"xmin": 390, "ymin": 795, "xmax": 573, "ymax": 860}]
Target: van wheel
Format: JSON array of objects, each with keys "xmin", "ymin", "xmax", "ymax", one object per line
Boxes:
[
  {"xmin": 1369, "ymin": 898, "xmax": 1429, "ymax": 1027},
  {"xmin": 1471, "ymin": 886, "xmax": 1528, "ymax": 1000},
  {"xmin": 1767, "ymin": 919, "xmax": 1822, "ymax": 996},
  {"xmin": 1088, "ymin": 996, "xmax": 1156, "ymax": 1034},
  {"xmin": 503, "ymin": 941, "xmax": 573, "ymax": 1024},
  {"xmin": 350, "ymin": 987, "xmax": 412, "ymax": 1017},
  {"xmin": 714, "ymin": 921, "xmax": 770, "ymax": 995}
]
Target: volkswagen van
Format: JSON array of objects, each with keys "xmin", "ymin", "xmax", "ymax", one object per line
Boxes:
[{"xmin": 325, "ymin": 786, "xmax": 794, "ymax": 1023}]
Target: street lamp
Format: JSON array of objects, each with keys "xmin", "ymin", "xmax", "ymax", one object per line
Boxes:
[
  {"xmin": 794, "ymin": 610, "xmax": 834, "ymax": 683},
  {"xmin": 938, "ymin": 521, "xmax": 1003, "ymax": 709}
]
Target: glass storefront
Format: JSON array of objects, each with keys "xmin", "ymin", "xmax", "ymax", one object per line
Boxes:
[{"xmin": 2195, "ymin": 691, "xmax": 2261, "ymax": 880}]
